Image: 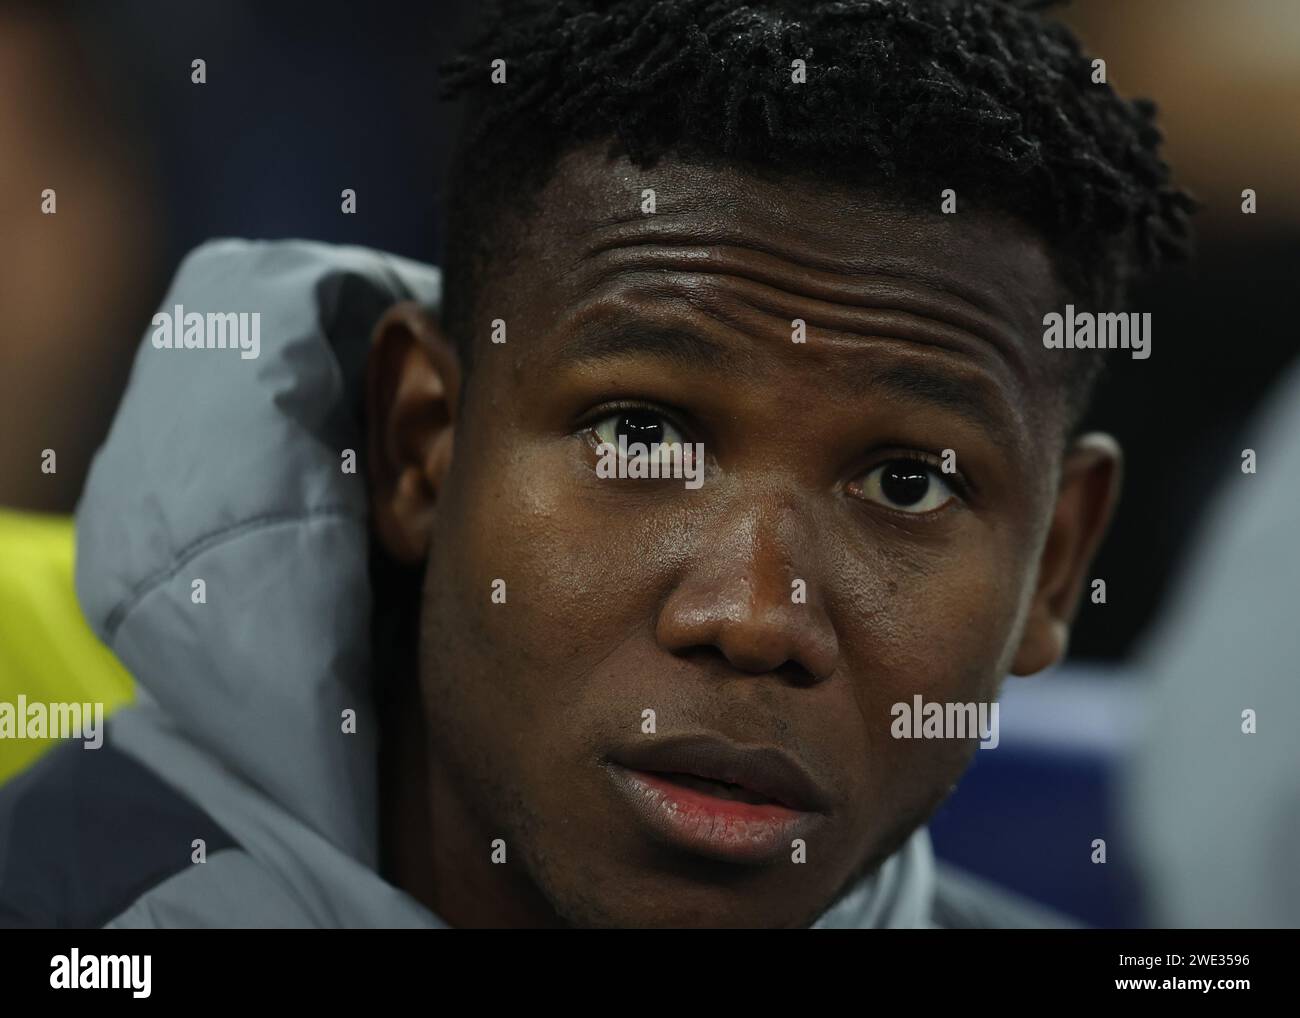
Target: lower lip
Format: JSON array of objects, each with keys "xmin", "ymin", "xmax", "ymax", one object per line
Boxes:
[{"xmin": 606, "ymin": 765, "xmax": 825, "ymax": 864}]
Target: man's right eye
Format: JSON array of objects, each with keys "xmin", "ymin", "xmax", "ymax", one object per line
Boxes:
[
  {"xmin": 590, "ymin": 408, "xmax": 686, "ymax": 450},
  {"xmin": 592, "ymin": 409, "xmax": 683, "ymax": 448}
]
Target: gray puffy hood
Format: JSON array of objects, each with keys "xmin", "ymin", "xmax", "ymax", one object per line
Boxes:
[{"xmin": 74, "ymin": 238, "xmax": 951, "ymax": 928}]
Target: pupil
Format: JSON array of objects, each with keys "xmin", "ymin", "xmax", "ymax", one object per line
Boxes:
[
  {"xmin": 881, "ymin": 462, "xmax": 930, "ymax": 505},
  {"xmin": 616, "ymin": 412, "xmax": 664, "ymax": 444}
]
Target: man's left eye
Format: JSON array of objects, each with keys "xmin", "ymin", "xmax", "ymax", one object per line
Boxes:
[{"xmin": 856, "ymin": 460, "xmax": 956, "ymax": 514}]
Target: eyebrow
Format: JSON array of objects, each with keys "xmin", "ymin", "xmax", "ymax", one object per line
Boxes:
[
  {"xmin": 559, "ymin": 322, "xmax": 1017, "ymax": 442},
  {"xmin": 562, "ymin": 323, "xmax": 739, "ymax": 372},
  {"xmin": 866, "ymin": 363, "xmax": 1014, "ymax": 440}
]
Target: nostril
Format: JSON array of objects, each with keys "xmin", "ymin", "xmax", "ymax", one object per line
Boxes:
[
  {"xmin": 672, "ymin": 645, "xmax": 821, "ymax": 687},
  {"xmin": 715, "ymin": 619, "xmax": 815, "ymax": 676},
  {"xmin": 773, "ymin": 660, "xmax": 820, "ymax": 689}
]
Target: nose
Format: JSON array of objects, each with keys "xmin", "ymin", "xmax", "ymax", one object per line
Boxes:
[{"xmin": 654, "ymin": 493, "xmax": 839, "ymax": 682}]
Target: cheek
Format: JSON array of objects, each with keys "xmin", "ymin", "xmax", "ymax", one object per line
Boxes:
[
  {"xmin": 424, "ymin": 426, "xmax": 680, "ymax": 722},
  {"xmin": 828, "ymin": 527, "xmax": 1030, "ymax": 821},
  {"xmin": 840, "ymin": 521, "xmax": 1030, "ymax": 704}
]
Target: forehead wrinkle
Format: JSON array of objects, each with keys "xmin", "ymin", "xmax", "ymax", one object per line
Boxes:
[
  {"xmin": 572, "ymin": 255, "xmax": 1030, "ymax": 391},
  {"xmin": 577, "ymin": 238, "xmax": 1032, "ymax": 383},
  {"xmin": 581, "ymin": 219, "xmax": 1028, "ymax": 328}
]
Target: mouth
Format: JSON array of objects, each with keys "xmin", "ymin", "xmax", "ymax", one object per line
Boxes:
[
  {"xmin": 649, "ymin": 771, "xmax": 784, "ymax": 806},
  {"xmin": 605, "ymin": 734, "xmax": 832, "ymax": 864}
]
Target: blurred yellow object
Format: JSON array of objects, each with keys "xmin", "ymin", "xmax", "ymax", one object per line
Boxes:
[{"xmin": 0, "ymin": 510, "xmax": 133, "ymax": 781}]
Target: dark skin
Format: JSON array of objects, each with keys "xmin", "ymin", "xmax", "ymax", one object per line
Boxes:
[{"xmin": 367, "ymin": 142, "xmax": 1122, "ymax": 928}]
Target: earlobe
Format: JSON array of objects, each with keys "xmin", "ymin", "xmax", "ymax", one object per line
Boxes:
[
  {"xmin": 365, "ymin": 301, "xmax": 462, "ymax": 565},
  {"xmin": 1010, "ymin": 433, "xmax": 1123, "ymax": 677}
]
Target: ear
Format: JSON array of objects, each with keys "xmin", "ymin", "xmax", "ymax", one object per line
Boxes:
[
  {"xmin": 366, "ymin": 301, "xmax": 462, "ymax": 564},
  {"xmin": 1010, "ymin": 433, "xmax": 1123, "ymax": 676}
]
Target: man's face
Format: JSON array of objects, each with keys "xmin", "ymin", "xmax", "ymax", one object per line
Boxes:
[{"xmin": 391, "ymin": 144, "xmax": 1112, "ymax": 927}]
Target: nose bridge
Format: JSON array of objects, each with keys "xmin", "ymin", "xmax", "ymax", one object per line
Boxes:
[
  {"xmin": 724, "ymin": 481, "xmax": 815, "ymax": 605},
  {"xmin": 656, "ymin": 476, "xmax": 839, "ymax": 679}
]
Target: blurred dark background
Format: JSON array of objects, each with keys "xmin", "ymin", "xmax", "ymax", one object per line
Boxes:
[{"xmin": 2, "ymin": 0, "xmax": 1297, "ymax": 927}]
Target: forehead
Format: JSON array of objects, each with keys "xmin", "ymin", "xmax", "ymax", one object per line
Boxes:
[
  {"xmin": 523, "ymin": 143, "xmax": 1060, "ymax": 327},
  {"xmin": 487, "ymin": 142, "xmax": 1064, "ymax": 436}
]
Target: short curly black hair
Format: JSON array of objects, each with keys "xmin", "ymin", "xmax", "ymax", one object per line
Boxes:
[{"xmin": 438, "ymin": 0, "xmax": 1194, "ymax": 424}]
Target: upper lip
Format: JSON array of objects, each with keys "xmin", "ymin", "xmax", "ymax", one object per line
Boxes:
[{"xmin": 607, "ymin": 734, "xmax": 832, "ymax": 813}]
